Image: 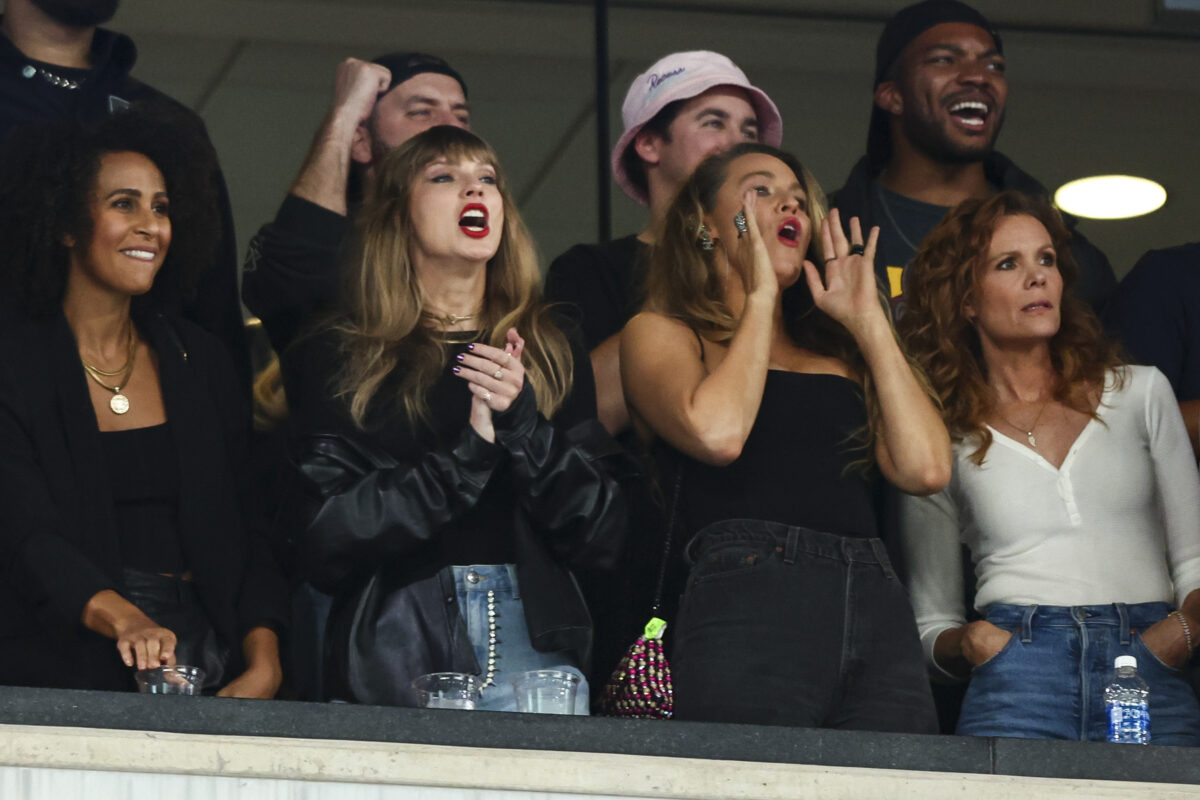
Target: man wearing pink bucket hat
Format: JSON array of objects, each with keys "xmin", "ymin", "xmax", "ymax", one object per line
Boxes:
[
  {"xmin": 545, "ymin": 51, "xmax": 780, "ymax": 709},
  {"xmin": 546, "ymin": 50, "xmax": 781, "ymax": 436}
]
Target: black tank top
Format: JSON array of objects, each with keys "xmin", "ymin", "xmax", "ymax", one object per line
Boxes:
[
  {"xmin": 672, "ymin": 371, "xmax": 878, "ymax": 539},
  {"xmin": 99, "ymin": 422, "xmax": 185, "ymax": 574}
]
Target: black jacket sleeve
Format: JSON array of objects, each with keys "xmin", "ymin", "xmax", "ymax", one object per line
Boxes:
[
  {"xmin": 0, "ymin": 397, "xmax": 117, "ymax": 627},
  {"xmin": 174, "ymin": 319, "xmax": 290, "ymax": 639},
  {"xmin": 242, "ymin": 194, "xmax": 351, "ymax": 355},
  {"xmin": 290, "ymin": 428, "xmax": 504, "ymax": 594},
  {"xmin": 492, "ymin": 334, "xmax": 636, "ymax": 570}
]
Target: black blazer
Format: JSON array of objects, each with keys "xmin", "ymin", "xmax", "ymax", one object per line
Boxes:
[{"xmin": 0, "ymin": 311, "xmax": 287, "ymax": 690}]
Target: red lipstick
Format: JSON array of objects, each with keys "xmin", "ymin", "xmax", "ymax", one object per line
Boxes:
[{"xmin": 459, "ymin": 203, "xmax": 490, "ymax": 239}]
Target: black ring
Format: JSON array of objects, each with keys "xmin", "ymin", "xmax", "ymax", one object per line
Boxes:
[{"xmin": 848, "ymin": 243, "xmax": 866, "ymax": 256}]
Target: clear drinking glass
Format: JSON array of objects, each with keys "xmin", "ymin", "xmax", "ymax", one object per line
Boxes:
[
  {"xmin": 411, "ymin": 672, "xmax": 480, "ymax": 710},
  {"xmin": 510, "ymin": 669, "xmax": 580, "ymax": 714},
  {"xmin": 135, "ymin": 665, "xmax": 206, "ymax": 695}
]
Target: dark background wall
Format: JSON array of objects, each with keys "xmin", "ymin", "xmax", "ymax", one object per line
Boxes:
[{"xmin": 107, "ymin": 0, "xmax": 1200, "ymax": 281}]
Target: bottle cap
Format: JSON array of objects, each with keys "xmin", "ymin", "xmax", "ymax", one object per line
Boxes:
[{"xmin": 1115, "ymin": 655, "xmax": 1137, "ymax": 669}]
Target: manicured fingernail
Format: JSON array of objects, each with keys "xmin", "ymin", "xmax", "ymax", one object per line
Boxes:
[
  {"xmin": 467, "ymin": 344, "xmax": 475, "ymax": 351},
  {"xmin": 452, "ymin": 366, "xmax": 461, "ymax": 374},
  {"xmin": 455, "ymin": 353, "xmax": 464, "ymax": 362}
]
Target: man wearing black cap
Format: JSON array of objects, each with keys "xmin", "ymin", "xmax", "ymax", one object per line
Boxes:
[
  {"xmin": 833, "ymin": 0, "xmax": 1116, "ymax": 313},
  {"xmin": 0, "ymin": 0, "xmax": 250, "ymax": 387},
  {"xmin": 242, "ymin": 53, "xmax": 470, "ymax": 355}
]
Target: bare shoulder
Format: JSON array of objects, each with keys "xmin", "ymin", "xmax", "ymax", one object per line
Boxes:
[
  {"xmin": 623, "ymin": 312, "xmax": 698, "ymax": 344},
  {"xmin": 621, "ymin": 312, "xmax": 708, "ymax": 378},
  {"xmin": 622, "ymin": 312, "xmax": 702, "ymax": 358}
]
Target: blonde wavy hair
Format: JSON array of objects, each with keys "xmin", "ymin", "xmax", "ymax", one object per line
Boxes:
[
  {"xmin": 645, "ymin": 142, "xmax": 930, "ymax": 460},
  {"xmin": 898, "ymin": 190, "xmax": 1122, "ymax": 465},
  {"xmin": 331, "ymin": 126, "xmax": 573, "ymax": 430}
]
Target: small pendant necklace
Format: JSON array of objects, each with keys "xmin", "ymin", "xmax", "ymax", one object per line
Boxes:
[
  {"xmin": 874, "ymin": 182, "xmax": 922, "ymax": 253},
  {"xmin": 995, "ymin": 397, "xmax": 1051, "ymax": 448},
  {"xmin": 80, "ymin": 329, "xmax": 137, "ymax": 415}
]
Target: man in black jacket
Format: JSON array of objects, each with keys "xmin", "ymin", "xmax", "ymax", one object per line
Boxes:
[
  {"xmin": 832, "ymin": 0, "xmax": 1116, "ymax": 313},
  {"xmin": 0, "ymin": 0, "xmax": 249, "ymax": 387}
]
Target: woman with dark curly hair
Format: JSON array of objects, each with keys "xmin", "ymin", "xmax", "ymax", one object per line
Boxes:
[
  {"xmin": 619, "ymin": 142, "xmax": 950, "ymax": 728},
  {"xmin": 0, "ymin": 105, "xmax": 288, "ymax": 696},
  {"xmin": 898, "ymin": 189, "xmax": 1200, "ymax": 743}
]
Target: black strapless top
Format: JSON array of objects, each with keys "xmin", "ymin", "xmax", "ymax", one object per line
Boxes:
[
  {"xmin": 99, "ymin": 422, "xmax": 185, "ymax": 573},
  {"xmin": 672, "ymin": 371, "xmax": 878, "ymax": 539}
]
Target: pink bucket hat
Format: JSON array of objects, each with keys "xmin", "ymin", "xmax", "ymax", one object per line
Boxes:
[{"xmin": 611, "ymin": 50, "xmax": 783, "ymax": 206}]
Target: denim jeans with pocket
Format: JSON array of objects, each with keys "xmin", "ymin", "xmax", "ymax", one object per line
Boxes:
[
  {"xmin": 958, "ymin": 602, "xmax": 1200, "ymax": 744},
  {"xmin": 671, "ymin": 520, "xmax": 936, "ymax": 731}
]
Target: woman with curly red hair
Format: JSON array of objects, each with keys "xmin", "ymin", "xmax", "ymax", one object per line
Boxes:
[{"xmin": 898, "ymin": 189, "xmax": 1200, "ymax": 743}]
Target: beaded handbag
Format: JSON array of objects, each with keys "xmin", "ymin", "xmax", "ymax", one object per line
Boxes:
[{"xmin": 597, "ymin": 465, "xmax": 681, "ymax": 719}]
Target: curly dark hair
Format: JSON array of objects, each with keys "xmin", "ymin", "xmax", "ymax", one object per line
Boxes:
[
  {"xmin": 898, "ymin": 189, "xmax": 1122, "ymax": 464},
  {"xmin": 0, "ymin": 98, "xmax": 221, "ymax": 319}
]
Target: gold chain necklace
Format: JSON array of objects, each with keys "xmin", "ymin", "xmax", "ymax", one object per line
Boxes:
[
  {"xmin": 80, "ymin": 330, "xmax": 137, "ymax": 415},
  {"xmin": 994, "ymin": 397, "xmax": 1051, "ymax": 448}
]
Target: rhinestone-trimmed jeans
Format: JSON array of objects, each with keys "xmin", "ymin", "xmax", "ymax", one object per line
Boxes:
[{"xmin": 452, "ymin": 564, "xmax": 589, "ymax": 714}]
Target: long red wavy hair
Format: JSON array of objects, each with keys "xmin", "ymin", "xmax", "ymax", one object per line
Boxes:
[{"xmin": 897, "ymin": 190, "xmax": 1122, "ymax": 464}]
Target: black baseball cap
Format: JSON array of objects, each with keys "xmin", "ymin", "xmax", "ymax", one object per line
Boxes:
[{"xmin": 370, "ymin": 52, "xmax": 468, "ymax": 99}]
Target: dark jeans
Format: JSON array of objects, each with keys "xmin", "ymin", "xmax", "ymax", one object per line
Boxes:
[
  {"xmin": 122, "ymin": 567, "xmax": 229, "ymax": 690},
  {"xmin": 959, "ymin": 602, "xmax": 1200, "ymax": 744},
  {"xmin": 672, "ymin": 520, "xmax": 936, "ymax": 732}
]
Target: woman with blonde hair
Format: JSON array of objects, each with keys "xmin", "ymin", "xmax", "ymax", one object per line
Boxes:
[
  {"xmin": 620, "ymin": 142, "xmax": 950, "ymax": 728},
  {"xmin": 899, "ymin": 189, "xmax": 1200, "ymax": 743},
  {"xmin": 283, "ymin": 125, "xmax": 630, "ymax": 710}
]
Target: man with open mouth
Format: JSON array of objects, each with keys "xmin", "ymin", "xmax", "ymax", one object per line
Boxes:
[{"xmin": 832, "ymin": 0, "xmax": 1116, "ymax": 317}]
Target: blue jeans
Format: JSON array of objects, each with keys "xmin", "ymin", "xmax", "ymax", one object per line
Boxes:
[
  {"xmin": 452, "ymin": 565, "xmax": 589, "ymax": 714},
  {"xmin": 959, "ymin": 602, "xmax": 1200, "ymax": 744},
  {"xmin": 672, "ymin": 520, "xmax": 936, "ymax": 731}
]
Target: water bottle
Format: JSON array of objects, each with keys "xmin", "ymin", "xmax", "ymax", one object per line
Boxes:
[{"xmin": 1104, "ymin": 655, "xmax": 1150, "ymax": 744}]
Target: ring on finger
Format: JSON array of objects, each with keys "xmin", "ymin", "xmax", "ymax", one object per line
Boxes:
[
  {"xmin": 823, "ymin": 256, "xmax": 837, "ymax": 264},
  {"xmin": 493, "ymin": 368, "xmax": 504, "ymax": 380},
  {"xmin": 502, "ymin": 353, "xmax": 512, "ymax": 366},
  {"xmin": 483, "ymin": 390, "xmax": 492, "ymax": 402},
  {"xmin": 848, "ymin": 243, "xmax": 866, "ymax": 256},
  {"xmin": 734, "ymin": 211, "xmax": 748, "ymax": 237}
]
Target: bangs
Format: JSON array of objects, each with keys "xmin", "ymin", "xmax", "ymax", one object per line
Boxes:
[{"xmin": 402, "ymin": 126, "xmax": 502, "ymax": 191}]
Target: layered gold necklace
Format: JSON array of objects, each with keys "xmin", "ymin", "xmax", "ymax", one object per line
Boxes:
[{"xmin": 80, "ymin": 328, "xmax": 137, "ymax": 415}]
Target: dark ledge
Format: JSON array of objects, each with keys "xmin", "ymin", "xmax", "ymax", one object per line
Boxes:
[{"xmin": 0, "ymin": 686, "xmax": 1197, "ymax": 785}]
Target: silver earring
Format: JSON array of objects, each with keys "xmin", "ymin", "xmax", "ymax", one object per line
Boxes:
[{"xmin": 698, "ymin": 225, "xmax": 714, "ymax": 251}]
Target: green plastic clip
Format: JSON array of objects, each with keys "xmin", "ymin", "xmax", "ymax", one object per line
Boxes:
[{"xmin": 644, "ymin": 617, "xmax": 667, "ymax": 640}]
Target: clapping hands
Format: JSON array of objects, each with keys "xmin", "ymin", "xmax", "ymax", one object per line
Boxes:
[{"xmin": 453, "ymin": 327, "xmax": 526, "ymax": 443}]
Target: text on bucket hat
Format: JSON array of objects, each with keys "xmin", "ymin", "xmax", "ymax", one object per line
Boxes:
[{"xmin": 611, "ymin": 50, "xmax": 782, "ymax": 206}]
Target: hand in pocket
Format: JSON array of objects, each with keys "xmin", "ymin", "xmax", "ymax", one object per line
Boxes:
[{"xmin": 961, "ymin": 620, "xmax": 1013, "ymax": 667}]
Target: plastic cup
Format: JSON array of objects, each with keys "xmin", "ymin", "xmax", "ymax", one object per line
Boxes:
[
  {"xmin": 135, "ymin": 665, "xmax": 206, "ymax": 695},
  {"xmin": 510, "ymin": 669, "xmax": 580, "ymax": 715},
  {"xmin": 411, "ymin": 672, "xmax": 480, "ymax": 710}
]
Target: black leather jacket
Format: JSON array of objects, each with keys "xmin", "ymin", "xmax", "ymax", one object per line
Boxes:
[{"xmin": 289, "ymin": 384, "xmax": 635, "ymax": 706}]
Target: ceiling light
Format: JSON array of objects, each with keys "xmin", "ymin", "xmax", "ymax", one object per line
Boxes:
[{"xmin": 1054, "ymin": 175, "xmax": 1166, "ymax": 220}]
